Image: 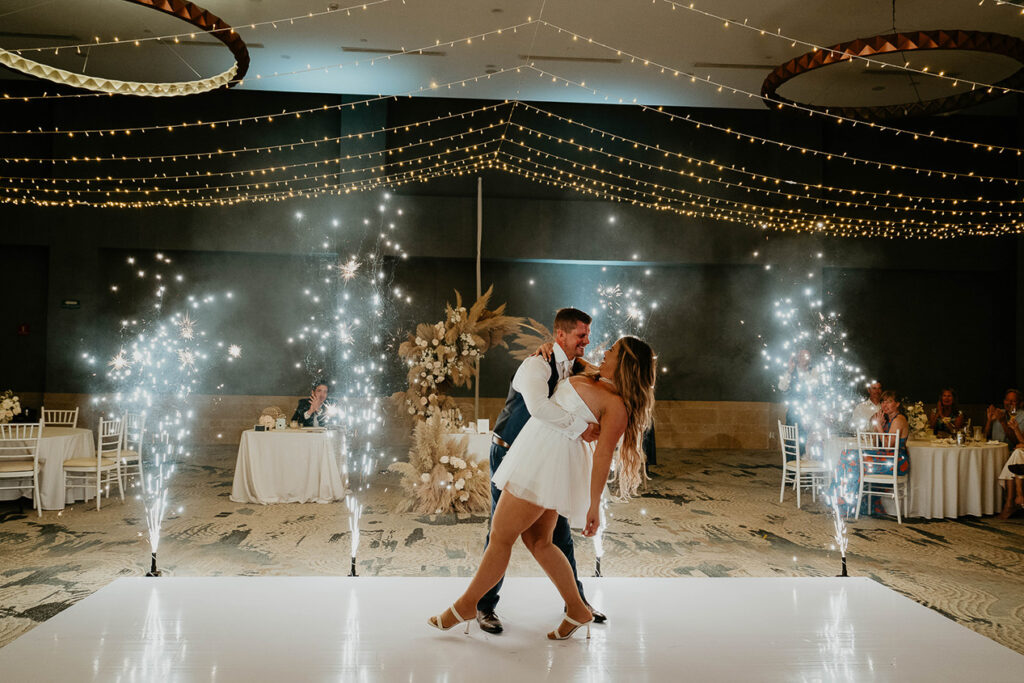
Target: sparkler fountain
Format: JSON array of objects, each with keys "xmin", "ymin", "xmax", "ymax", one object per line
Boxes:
[
  {"xmin": 84, "ymin": 252, "xmax": 239, "ymax": 577},
  {"xmin": 288, "ymin": 195, "xmax": 409, "ymax": 576},
  {"xmin": 760, "ymin": 269, "xmax": 865, "ymax": 578},
  {"xmin": 347, "ymin": 496, "xmax": 363, "ymax": 577}
]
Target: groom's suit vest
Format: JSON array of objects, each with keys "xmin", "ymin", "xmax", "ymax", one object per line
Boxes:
[{"xmin": 492, "ymin": 355, "xmax": 585, "ymax": 445}]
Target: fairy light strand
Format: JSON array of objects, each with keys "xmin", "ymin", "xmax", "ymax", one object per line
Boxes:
[{"xmin": 529, "ymin": 20, "xmax": 1024, "ymax": 156}]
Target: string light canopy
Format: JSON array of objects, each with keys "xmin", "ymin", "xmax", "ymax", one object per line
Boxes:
[
  {"xmin": 0, "ymin": 3, "xmax": 1021, "ymax": 239},
  {"xmin": 0, "ymin": 0, "xmax": 249, "ymax": 97},
  {"xmin": 761, "ymin": 30, "xmax": 1024, "ymax": 121}
]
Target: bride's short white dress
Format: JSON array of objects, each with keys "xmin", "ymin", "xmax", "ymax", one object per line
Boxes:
[{"xmin": 491, "ymin": 379, "xmax": 595, "ymax": 528}]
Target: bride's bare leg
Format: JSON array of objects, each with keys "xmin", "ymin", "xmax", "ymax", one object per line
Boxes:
[
  {"xmin": 433, "ymin": 491, "xmax": 544, "ymax": 629},
  {"xmin": 521, "ymin": 510, "xmax": 591, "ymax": 626}
]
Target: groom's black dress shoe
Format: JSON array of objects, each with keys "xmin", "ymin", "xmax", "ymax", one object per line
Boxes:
[
  {"xmin": 567, "ymin": 602, "xmax": 607, "ymax": 623},
  {"xmin": 476, "ymin": 609, "xmax": 503, "ymax": 634}
]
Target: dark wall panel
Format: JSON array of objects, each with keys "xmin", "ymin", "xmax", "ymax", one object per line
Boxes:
[
  {"xmin": 0, "ymin": 246, "xmax": 48, "ymax": 392},
  {"xmin": 823, "ymin": 267, "xmax": 1013, "ymax": 404}
]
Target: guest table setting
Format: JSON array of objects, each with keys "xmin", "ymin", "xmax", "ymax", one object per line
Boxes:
[
  {"xmin": 230, "ymin": 427, "xmax": 347, "ymax": 505},
  {"xmin": 905, "ymin": 438, "xmax": 1009, "ymax": 519},
  {"xmin": 0, "ymin": 426, "xmax": 95, "ymax": 510},
  {"xmin": 824, "ymin": 434, "xmax": 1009, "ymax": 519}
]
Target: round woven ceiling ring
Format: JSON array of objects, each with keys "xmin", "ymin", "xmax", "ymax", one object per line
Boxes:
[
  {"xmin": 761, "ymin": 30, "xmax": 1024, "ymax": 122},
  {"xmin": 0, "ymin": 0, "xmax": 249, "ymax": 97}
]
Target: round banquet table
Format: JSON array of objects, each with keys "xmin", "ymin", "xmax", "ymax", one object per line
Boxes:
[
  {"xmin": 906, "ymin": 439, "xmax": 1009, "ymax": 519},
  {"xmin": 230, "ymin": 429, "xmax": 346, "ymax": 505},
  {"xmin": 0, "ymin": 427, "xmax": 95, "ymax": 510}
]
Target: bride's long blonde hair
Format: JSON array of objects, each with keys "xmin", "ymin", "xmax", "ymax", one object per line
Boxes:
[{"xmin": 610, "ymin": 336, "xmax": 656, "ymax": 499}]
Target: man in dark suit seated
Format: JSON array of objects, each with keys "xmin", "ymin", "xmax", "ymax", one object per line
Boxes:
[{"xmin": 292, "ymin": 379, "xmax": 333, "ymax": 427}]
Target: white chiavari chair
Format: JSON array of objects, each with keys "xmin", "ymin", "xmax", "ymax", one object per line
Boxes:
[
  {"xmin": 120, "ymin": 412, "xmax": 146, "ymax": 486},
  {"xmin": 778, "ymin": 420, "xmax": 829, "ymax": 508},
  {"xmin": 64, "ymin": 416, "xmax": 124, "ymax": 510},
  {"xmin": 41, "ymin": 406, "xmax": 79, "ymax": 428},
  {"xmin": 855, "ymin": 431, "xmax": 907, "ymax": 524},
  {"xmin": 0, "ymin": 423, "xmax": 42, "ymax": 517}
]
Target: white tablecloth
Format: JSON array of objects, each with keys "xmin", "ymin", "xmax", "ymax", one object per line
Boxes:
[
  {"xmin": 443, "ymin": 432, "xmax": 492, "ymax": 464},
  {"xmin": 230, "ymin": 429, "xmax": 346, "ymax": 504},
  {"xmin": 0, "ymin": 427, "xmax": 94, "ymax": 510},
  {"xmin": 906, "ymin": 440, "xmax": 1009, "ymax": 519}
]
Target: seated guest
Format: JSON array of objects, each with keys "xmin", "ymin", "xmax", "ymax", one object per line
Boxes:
[
  {"xmin": 832, "ymin": 391, "xmax": 909, "ymax": 517},
  {"xmin": 985, "ymin": 388, "xmax": 1023, "ymax": 450},
  {"xmin": 851, "ymin": 380, "xmax": 882, "ymax": 433},
  {"xmin": 292, "ymin": 380, "xmax": 333, "ymax": 427},
  {"xmin": 997, "ymin": 448, "xmax": 1024, "ymax": 519},
  {"xmin": 928, "ymin": 387, "xmax": 964, "ymax": 437}
]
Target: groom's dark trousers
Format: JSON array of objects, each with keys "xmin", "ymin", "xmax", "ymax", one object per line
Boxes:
[{"xmin": 477, "ymin": 354, "xmax": 587, "ymax": 613}]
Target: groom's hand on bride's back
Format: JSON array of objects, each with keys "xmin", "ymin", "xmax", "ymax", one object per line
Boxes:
[{"xmin": 582, "ymin": 422, "xmax": 601, "ymax": 443}]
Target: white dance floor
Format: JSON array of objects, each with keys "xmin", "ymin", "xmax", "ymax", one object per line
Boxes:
[{"xmin": 1, "ymin": 576, "xmax": 1021, "ymax": 681}]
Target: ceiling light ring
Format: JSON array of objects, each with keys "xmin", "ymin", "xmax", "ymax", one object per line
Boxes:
[
  {"xmin": 761, "ymin": 30, "xmax": 1024, "ymax": 121},
  {"xmin": 0, "ymin": 0, "xmax": 249, "ymax": 97}
]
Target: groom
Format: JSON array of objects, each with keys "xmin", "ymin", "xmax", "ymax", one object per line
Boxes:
[
  {"xmin": 292, "ymin": 379, "xmax": 333, "ymax": 427},
  {"xmin": 476, "ymin": 307, "xmax": 606, "ymax": 634}
]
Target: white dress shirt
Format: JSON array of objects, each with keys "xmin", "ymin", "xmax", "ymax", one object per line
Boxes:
[
  {"xmin": 510, "ymin": 344, "xmax": 590, "ymax": 439},
  {"xmin": 778, "ymin": 366, "xmax": 819, "ymax": 393},
  {"xmin": 992, "ymin": 411, "xmax": 1024, "ymax": 444}
]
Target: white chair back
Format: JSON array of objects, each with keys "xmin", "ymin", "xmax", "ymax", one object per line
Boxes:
[
  {"xmin": 42, "ymin": 406, "xmax": 79, "ymax": 428},
  {"xmin": 0, "ymin": 422, "xmax": 42, "ymax": 517},
  {"xmin": 98, "ymin": 416, "xmax": 124, "ymax": 459},
  {"xmin": 855, "ymin": 430, "xmax": 905, "ymax": 523},
  {"xmin": 778, "ymin": 420, "xmax": 799, "ymax": 464},
  {"xmin": 0, "ymin": 422, "xmax": 42, "ymax": 464},
  {"xmin": 856, "ymin": 431, "xmax": 900, "ymax": 475},
  {"xmin": 123, "ymin": 412, "xmax": 146, "ymax": 452}
]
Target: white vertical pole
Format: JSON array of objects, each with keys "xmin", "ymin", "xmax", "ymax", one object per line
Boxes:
[{"xmin": 475, "ymin": 177, "xmax": 482, "ymax": 421}]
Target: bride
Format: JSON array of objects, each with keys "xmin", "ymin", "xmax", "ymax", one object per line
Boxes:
[{"xmin": 428, "ymin": 335, "xmax": 656, "ymax": 640}]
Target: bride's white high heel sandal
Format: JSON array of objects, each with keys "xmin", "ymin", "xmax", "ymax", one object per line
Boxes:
[
  {"xmin": 547, "ymin": 614, "xmax": 593, "ymax": 640},
  {"xmin": 428, "ymin": 604, "xmax": 473, "ymax": 634}
]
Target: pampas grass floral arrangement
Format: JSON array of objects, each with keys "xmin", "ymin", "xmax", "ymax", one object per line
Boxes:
[{"xmin": 388, "ymin": 414, "xmax": 490, "ymax": 514}]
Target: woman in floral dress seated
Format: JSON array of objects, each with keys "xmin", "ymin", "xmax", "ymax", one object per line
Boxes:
[{"xmin": 833, "ymin": 391, "xmax": 910, "ymax": 517}]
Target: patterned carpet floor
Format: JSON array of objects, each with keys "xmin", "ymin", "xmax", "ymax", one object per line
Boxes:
[{"xmin": 1, "ymin": 446, "xmax": 1022, "ymax": 654}]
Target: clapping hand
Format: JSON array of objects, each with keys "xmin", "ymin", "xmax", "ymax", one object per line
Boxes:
[{"xmin": 309, "ymin": 391, "xmax": 325, "ymax": 413}]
